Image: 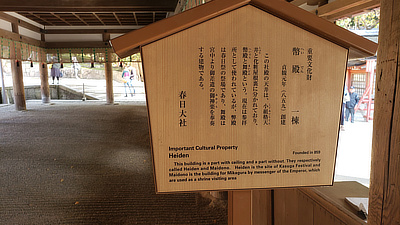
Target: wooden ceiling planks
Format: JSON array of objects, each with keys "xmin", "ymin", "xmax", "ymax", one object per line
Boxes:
[
  {"xmin": 0, "ymin": 0, "xmax": 179, "ymax": 12},
  {"xmin": 111, "ymin": 0, "xmax": 377, "ymax": 59}
]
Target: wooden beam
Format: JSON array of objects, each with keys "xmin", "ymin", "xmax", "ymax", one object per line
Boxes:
[
  {"xmin": 316, "ymin": 0, "xmax": 377, "ymax": 17},
  {"xmin": 0, "ymin": 28, "xmax": 45, "ymax": 47},
  {"xmin": 50, "ymin": 13, "xmax": 72, "ymax": 26},
  {"xmin": 113, "ymin": 13, "xmax": 122, "ymax": 25},
  {"xmin": 0, "ymin": 0, "xmax": 178, "ymax": 12},
  {"xmin": 112, "ymin": 0, "xmax": 252, "ymax": 58},
  {"xmin": 112, "ymin": 0, "xmax": 377, "ymax": 59},
  {"xmin": 290, "ymin": 0, "xmax": 308, "ymax": 6},
  {"xmin": 72, "ymin": 13, "xmax": 89, "ymax": 26},
  {"xmin": 368, "ymin": 0, "xmax": 400, "ymax": 224},
  {"xmin": 29, "ymin": 12, "xmax": 55, "ymax": 26},
  {"xmin": 133, "ymin": 12, "xmax": 139, "ymax": 26},
  {"xmin": 307, "ymin": 0, "xmax": 329, "ymax": 6},
  {"xmin": 93, "ymin": 13, "xmax": 106, "ymax": 26},
  {"xmin": 45, "ymin": 41, "xmax": 110, "ymax": 48},
  {"xmin": 0, "ymin": 12, "xmax": 16, "ymax": 25},
  {"xmin": 19, "ymin": 35, "xmax": 45, "ymax": 47},
  {"xmin": 322, "ymin": 0, "xmax": 380, "ymax": 21},
  {"xmin": 0, "ymin": 12, "xmax": 42, "ymax": 33},
  {"xmin": 20, "ymin": 21, "xmax": 42, "ymax": 34},
  {"xmin": 44, "ymin": 29, "xmax": 134, "ymax": 34}
]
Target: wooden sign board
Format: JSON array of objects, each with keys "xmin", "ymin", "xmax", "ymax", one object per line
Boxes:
[{"xmin": 142, "ymin": 5, "xmax": 347, "ymax": 193}]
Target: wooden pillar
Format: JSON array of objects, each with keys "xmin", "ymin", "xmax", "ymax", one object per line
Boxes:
[
  {"xmin": 10, "ymin": 22, "xmax": 26, "ymax": 110},
  {"xmin": 11, "ymin": 59, "xmax": 26, "ymax": 110},
  {"xmin": 368, "ymin": 0, "xmax": 400, "ymax": 224},
  {"xmin": 366, "ymin": 59, "xmax": 375, "ymax": 121},
  {"xmin": 0, "ymin": 59, "xmax": 8, "ymax": 104},
  {"xmin": 11, "ymin": 41, "xmax": 26, "ymax": 110},
  {"xmin": 40, "ymin": 62, "xmax": 50, "ymax": 103},
  {"xmin": 103, "ymin": 33, "xmax": 114, "ymax": 104},
  {"xmin": 345, "ymin": 68, "xmax": 351, "ymax": 88},
  {"xmin": 251, "ymin": 190, "xmax": 273, "ymax": 225},
  {"xmin": 11, "ymin": 21, "xmax": 19, "ymax": 34},
  {"xmin": 228, "ymin": 190, "xmax": 272, "ymax": 225},
  {"xmin": 105, "ymin": 51, "xmax": 114, "ymax": 104}
]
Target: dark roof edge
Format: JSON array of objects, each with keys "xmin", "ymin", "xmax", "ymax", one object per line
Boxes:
[
  {"xmin": 110, "ymin": 0, "xmax": 250, "ymax": 58},
  {"xmin": 249, "ymin": 0, "xmax": 377, "ymax": 59},
  {"xmin": 111, "ymin": 0, "xmax": 377, "ymax": 59}
]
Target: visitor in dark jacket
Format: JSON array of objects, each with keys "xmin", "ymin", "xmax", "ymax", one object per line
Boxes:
[{"xmin": 345, "ymin": 86, "xmax": 359, "ymax": 123}]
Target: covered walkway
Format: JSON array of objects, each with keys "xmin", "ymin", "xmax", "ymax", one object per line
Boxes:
[{"xmin": 0, "ymin": 101, "xmax": 227, "ymax": 224}]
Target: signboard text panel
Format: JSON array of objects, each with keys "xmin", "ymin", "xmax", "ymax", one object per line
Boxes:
[{"xmin": 143, "ymin": 6, "xmax": 348, "ymax": 192}]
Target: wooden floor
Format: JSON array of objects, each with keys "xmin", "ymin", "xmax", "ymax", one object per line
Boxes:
[{"xmin": 0, "ymin": 101, "xmax": 227, "ymax": 224}]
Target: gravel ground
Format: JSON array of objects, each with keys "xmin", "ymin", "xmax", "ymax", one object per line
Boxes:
[{"xmin": 0, "ymin": 101, "xmax": 227, "ymax": 224}]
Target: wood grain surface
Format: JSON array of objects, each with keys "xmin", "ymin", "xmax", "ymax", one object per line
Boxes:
[
  {"xmin": 143, "ymin": 5, "xmax": 348, "ymax": 192},
  {"xmin": 368, "ymin": 0, "xmax": 400, "ymax": 224}
]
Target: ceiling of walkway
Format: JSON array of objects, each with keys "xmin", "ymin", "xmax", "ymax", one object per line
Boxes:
[
  {"xmin": 0, "ymin": 0, "xmax": 380, "ymax": 28},
  {"xmin": 0, "ymin": 0, "xmax": 379, "ymax": 50},
  {"xmin": 17, "ymin": 12, "xmax": 169, "ymax": 27},
  {"xmin": 0, "ymin": 0, "xmax": 178, "ymax": 27}
]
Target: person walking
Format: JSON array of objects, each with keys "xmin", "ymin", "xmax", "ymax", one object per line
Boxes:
[
  {"xmin": 122, "ymin": 66, "xmax": 133, "ymax": 97},
  {"xmin": 128, "ymin": 66, "xmax": 137, "ymax": 94},
  {"xmin": 72, "ymin": 57, "xmax": 81, "ymax": 79},
  {"xmin": 341, "ymin": 85, "xmax": 350, "ymax": 130},
  {"xmin": 50, "ymin": 63, "xmax": 62, "ymax": 84},
  {"xmin": 345, "ymin": 86, "xmax": 359, "ymax": 123}
]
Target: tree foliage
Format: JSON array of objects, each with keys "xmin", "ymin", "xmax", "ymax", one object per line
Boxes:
[{"xmin": 336, "ymin": 8, "xmax": 380, "ymax": 30}]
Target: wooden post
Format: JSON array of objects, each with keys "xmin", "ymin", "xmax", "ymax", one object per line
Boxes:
[
  {"xmin": 103, "ymin": 33, "xmax": 114, "ymax": 105},
  {"xmin": 105, "ymin": 51, "xmax": 114, "ymax": 104},
  {"xmin": 11, "ymin": 59, "xmax": 26, "ymax": 110},
  {"xmin": 251, "ymin": 190, "xmax": 273, "ymax": 225},
  {"xmin": 11, "ymin": 41, "xmax": 26, "ymax": 110},
  {"xmin": 229, "ymin": 191, "xmax": 252, "ymax": 225},
  {"xmin": 366, "ymin": 59, "xmax": 375, "ymax": 121},
  {"xmin": 0, "ymin": 59, "xmax": 8, "ymax": 104},
  {"xmin": 39, "ymin": 62, "xmax": 50, "ymax": 103},
  {"xmin": 11, "ymin": 21, "xmax": 19, "ymax": 34},
  {"xmin": 368, "ymin": 0, "xmax": 400, "ymax": 224},
  {"xmin": 228, "ymin": 190, "xmax": 272, "ymax": 225}
]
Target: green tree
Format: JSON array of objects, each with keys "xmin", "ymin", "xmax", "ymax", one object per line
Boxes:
[{"xmin": 336, "ymin": 8, "xmax": 380, "ymax": 30}]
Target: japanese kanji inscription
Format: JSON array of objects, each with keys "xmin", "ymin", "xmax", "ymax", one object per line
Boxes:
[{"xmin": 143, "ymin": 6, "xmax": 348, "ymax": 192}]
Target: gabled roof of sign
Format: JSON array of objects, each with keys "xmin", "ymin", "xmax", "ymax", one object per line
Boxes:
[{"xmin": 110, "ymin": 0, "xmax": 378, "ymax": 59}]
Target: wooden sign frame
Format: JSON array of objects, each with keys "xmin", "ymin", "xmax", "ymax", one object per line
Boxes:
[
  {"xmin": 110, "ymin": 0, "xmax": 377, "ymax": 193},
  {"xmin": 142, "ymin": 5, "xmax": 348, "ymax": 192}
]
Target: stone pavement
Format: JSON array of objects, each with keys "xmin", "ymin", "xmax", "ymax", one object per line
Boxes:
[
  {"xmin": 3, "ymin": 76, "xmax": 147, "ymax": 102},
  {"xmin": 334, "ymin": 114, "xmax": 373, "ymax": 187},
  {"xmin": 0, "ymin": 101, "xmax": 227, "ymax": 224},
  {"xmin": 0, "ymin": 76, "xmax": 375, "ymax": 223}
]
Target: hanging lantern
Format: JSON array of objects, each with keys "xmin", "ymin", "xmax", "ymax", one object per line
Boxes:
[
  {"xmin": 16, "ymin": 60, "xmax": 19, "ymax": 67},
  {"xmin": 60, "ymin": 62, "xmax": 63, "ymax": 68},
  {"xmin": 119, "ymin": 61, "xmax": 123, "ymax": 67},
  {"xmin": 42, "ymin": 63, "xmax": 45, "ymax": 69},
  {"xmin": 30, "ymin": 61, "xmax": 33, "ymax": 67},
  {"xmin": 91, "ymin": 62, "xmax": 94, "ymax": 68}
]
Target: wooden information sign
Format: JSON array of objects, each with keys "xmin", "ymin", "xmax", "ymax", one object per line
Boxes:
[{"xmin": 111, "ymin": 0, "xmax": 377, "ymax": 193}]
